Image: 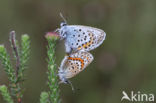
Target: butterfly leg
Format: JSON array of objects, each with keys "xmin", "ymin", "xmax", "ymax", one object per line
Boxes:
[
  {"xmin": 54, "ymin": 28, "xmax": 60, "ymax": 33},
  {"xmin": 58, "ymin": 79, "xmax": 75, "ymax": 92},
  {"xmin": 66, "ymin": 80, "xmax": 75, "ymax": 92}
]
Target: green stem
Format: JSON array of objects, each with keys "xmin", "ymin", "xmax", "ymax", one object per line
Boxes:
[
  {"xmin": 0, "ymin": 45, "xmax": 16, "ymax": 84},
  {"xmin": 0, "ymin": 32, "xmax": 30, "ymax": 103},
  {"xmin": 47, "ymin": 38, "xmax": 60, "ymax": 103}
]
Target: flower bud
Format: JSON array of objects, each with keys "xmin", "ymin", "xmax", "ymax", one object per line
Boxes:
[{"xmin": 45, "ymin": 32, "xmax": 60, "ymax": 41}]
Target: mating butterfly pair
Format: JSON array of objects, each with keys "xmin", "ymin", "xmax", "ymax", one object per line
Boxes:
[{"xmin": 56, "ymin": 15, "xmax": 106, "ymax": 88}]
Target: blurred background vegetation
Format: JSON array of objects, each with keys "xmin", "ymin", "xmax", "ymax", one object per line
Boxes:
[{"xmin": 0, "ymin": 0, "xmax": 156, "ymax": 103}]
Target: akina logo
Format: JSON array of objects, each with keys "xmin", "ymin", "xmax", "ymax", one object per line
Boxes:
[{"xmin": 121, "ymin": 91, "xmax": 154, "ymax": 102}]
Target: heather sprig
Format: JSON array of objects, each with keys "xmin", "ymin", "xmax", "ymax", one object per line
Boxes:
[
  {"xmin": 18, "ymin": 34, "xmax": 30, "ymax": 81},
  {"xmin": 0, "ymin": 45, "xmax": 16, "ymax": 84},
  {"xmin": 0, "ymin": 31, "xmax": 30, "ymax": 103},
  {"xmin": 40, "ymin": 32, "xmax": 60, "ymax": 103}
]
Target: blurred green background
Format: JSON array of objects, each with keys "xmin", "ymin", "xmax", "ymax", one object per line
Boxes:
[{"xmin": 0, "ymin": 0, "xmax": 156, "ymax": 103}]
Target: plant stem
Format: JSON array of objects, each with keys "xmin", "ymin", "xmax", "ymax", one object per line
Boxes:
[
  {"xmin": 0, "ymin": 45, "xmax": 16, "ymax": 84},
  {"xmin": 46, "ymin": 34, "xmax": 60, "ymax": 103},
  {"xmin": 10, "ymin": 31, "xmax": 20, "ymax": 78},
  {"xmin": 0, "ymin": 31, "xmax": 30, "ymax": 103},
  {"xmin": 19, "ymin": 34, "xmax": 30, "ymax": 79},
  {"xmin": 10, "ymin": 31, "xmax": 21, "ymax": 103}
]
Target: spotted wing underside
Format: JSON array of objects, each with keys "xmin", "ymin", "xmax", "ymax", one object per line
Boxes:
[
  {"xmin": 62, "ymin": 51, "xmax": 94, "ymax": 78},
  {"xmin": 65, "ymin": 25, "xmax": 106, "ymax": 53}
]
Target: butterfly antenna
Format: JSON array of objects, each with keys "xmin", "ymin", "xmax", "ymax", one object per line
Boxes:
[
  {"xmin": 67, "ymin": 80, "xmax": 75, "ymax": 92},
  {"xmin": 59, "ymin": 12, "xmax": 67, "ymax": 23}
]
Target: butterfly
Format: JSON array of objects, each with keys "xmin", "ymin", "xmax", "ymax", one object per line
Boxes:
[
  {"xmin": 56, "ymin": 14, "xmax": 106, "ymax": 54},
  {"xmin": 58, "ymin": 51, "xmax": 94, "ymax": 90}
]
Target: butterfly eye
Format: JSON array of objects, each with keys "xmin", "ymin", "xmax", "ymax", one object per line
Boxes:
[{"xmin": 60, "ymin": 22, "xmax": 67, "ymax": 27}]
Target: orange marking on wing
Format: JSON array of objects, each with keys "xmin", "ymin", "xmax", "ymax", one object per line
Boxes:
[
  {"xmin": 86, "ymin": 57, "xmax": 89, "ymax": 61},
  {"xmin": 78, "ymin": 47, "xmax": 81, "ymax": 50},
  {"xmin": 68, "ymin": 57, "xmax": 84, "ymax": 69}
]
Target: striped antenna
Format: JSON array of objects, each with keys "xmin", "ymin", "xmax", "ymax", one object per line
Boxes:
[{"xmin": 59, "ymin": 12, "xmax": 67, "ymax": 23}]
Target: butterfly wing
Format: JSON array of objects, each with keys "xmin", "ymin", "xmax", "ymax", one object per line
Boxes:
[
  {"xmin": 64, "ymin": 25, "xmax": 106, "ymax": 53},
  {"xmin": 62, "ymin": 51, "xmax": 94, "ymax": 79}
]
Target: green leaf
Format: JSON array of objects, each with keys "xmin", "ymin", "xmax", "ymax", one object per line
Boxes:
[
  {"xmin": 0, "ymin": 85, "xmax": 14, "ymax": 103},
  {"xmin": 40, "ymin": 92, "xmax": 50, "ymax": 103},
  {"xmin": 0, "ymin": 45, "xmax": 5, "ymax": 52}
]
